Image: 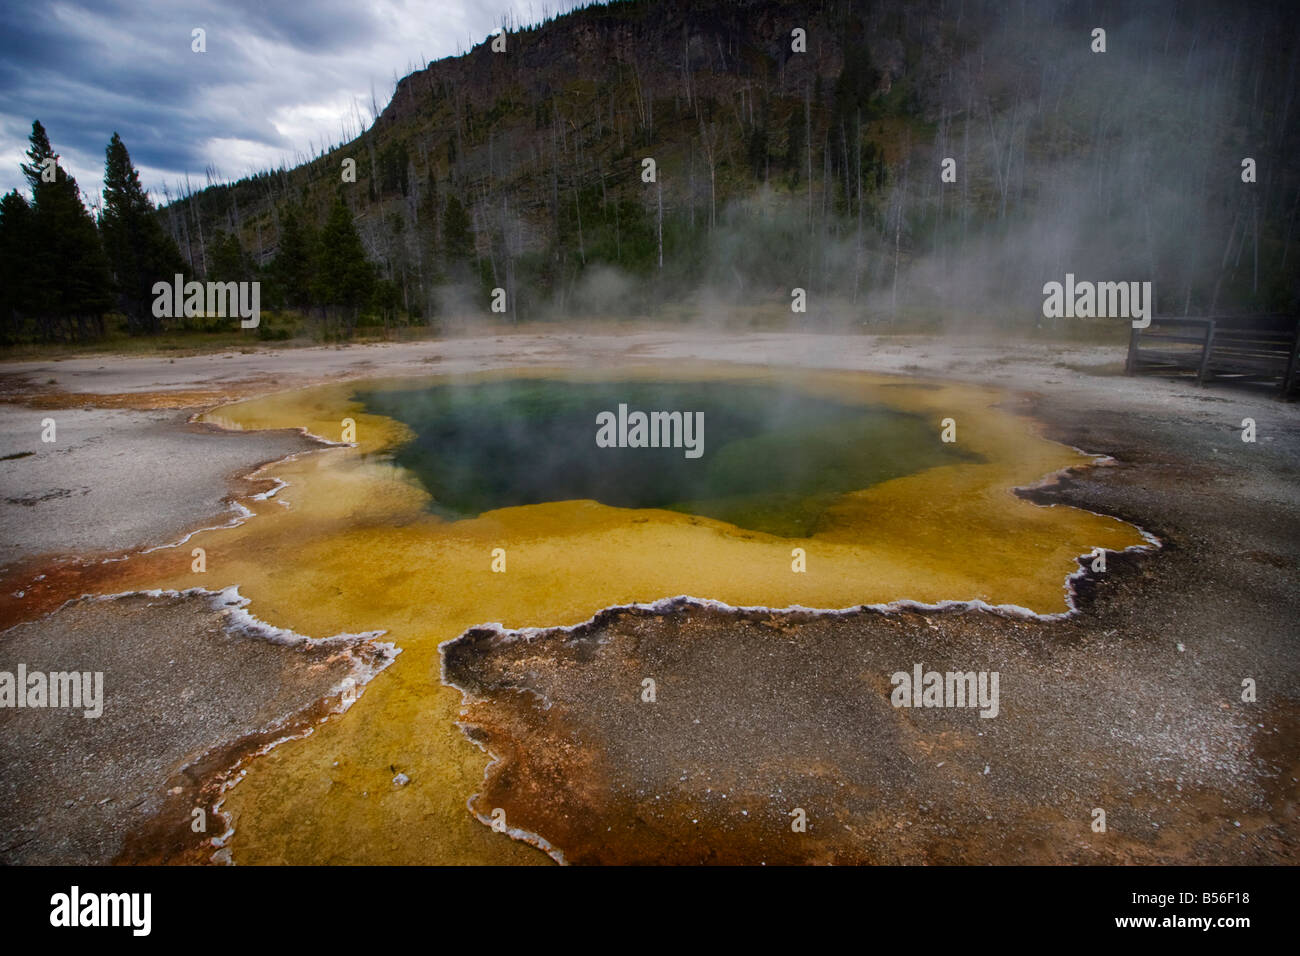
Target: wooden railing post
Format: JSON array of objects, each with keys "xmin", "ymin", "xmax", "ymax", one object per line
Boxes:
[
  {"xmin": 1281, "ymin": 320, "xmax": 1300, "ymax": 398},
  {"xmin": 1197, "ymin": 318, "xmax": 1216, "ymax": 385}
]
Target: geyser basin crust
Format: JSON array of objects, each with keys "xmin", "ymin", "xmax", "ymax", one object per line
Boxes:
[
  {"xmin": 443, "ymin": 596, "xmax": 1278, "ymax": 866},
  {"xmin": 144, "ymin": 364, "xmax": 1147, "ymax": 864}
]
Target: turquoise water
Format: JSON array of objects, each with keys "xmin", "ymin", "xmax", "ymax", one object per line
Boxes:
[{"xmin": 355, "ymin": 379, "xmax": 977, "ymax": 536}]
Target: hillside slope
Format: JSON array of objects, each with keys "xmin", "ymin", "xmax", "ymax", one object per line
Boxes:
[{"xmin": 162, "ymin": 0, "xmax": 1300, "ymax": 326}]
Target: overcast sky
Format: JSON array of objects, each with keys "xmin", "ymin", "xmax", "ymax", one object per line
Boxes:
[{"xmin": 0, "ymin": 0, "xmax": 589, "ymax": 207}]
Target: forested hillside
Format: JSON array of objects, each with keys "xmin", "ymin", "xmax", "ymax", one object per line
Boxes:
[{"xmin": 3, "ymin": 0, "xmax": 1297, "ymax": 343}]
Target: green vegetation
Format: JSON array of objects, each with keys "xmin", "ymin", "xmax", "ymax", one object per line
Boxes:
[
  {"xmin": 100, "ymin": 132, "xmax": 187, "ymax": 335},
  {"xmin": 0, "ymin": 123, "xmax": 429, "ymax": 347},
  {"xmin": 1, "ymin": 121, "xmax": 114, "ymax": 343},
  {"xmin": 2, "ymin": 0, "xmax": 1295, "ymax": 351}
]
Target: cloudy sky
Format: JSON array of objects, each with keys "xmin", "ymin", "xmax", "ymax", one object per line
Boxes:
[{"xmin": 0, "ymin": 0, "xmax": 588, "ymax": 207}]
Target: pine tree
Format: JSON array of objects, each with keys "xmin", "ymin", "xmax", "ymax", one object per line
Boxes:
[
  {"xmin": 100, "ymin": 132, "xmax": 187, "ymax": 334},
  {"xmin": 442, "ymin": 194, "xmax": 474, "ymax": 261},
  {"xmin": 20, "ymin": 121, "xmax": 113, "ymax": 341},
  {"xmin": 209, "ymin": 230, "xmax": 251, "ymax": 283},
  {"xmin": 313, "ymin": 198, "xmax": 375, "ymax": 333},
  {"xmin": 0, "ymin": 190, "xmax": 33, "ymax": 343},
  {"xmin": 270, "ymin": 205, "xmax": 315, "ymax": 311}
]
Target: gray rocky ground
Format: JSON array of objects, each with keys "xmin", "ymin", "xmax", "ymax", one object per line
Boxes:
[
  {"xmin": 0, "ymin": 589, "xmax": 392, "ymax": 865},
  {"xmin": 0, "ymin": 405, "xmax": 315, "ymax": 571},
  {"xmin": 0, "ymin": 329, "xmax": 1295, "ymax": 864}
]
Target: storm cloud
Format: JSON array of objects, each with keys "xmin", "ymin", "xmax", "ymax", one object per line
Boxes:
[{"xmin": 0, "ymin": 0, "xmax": 586, "ymax": 204}]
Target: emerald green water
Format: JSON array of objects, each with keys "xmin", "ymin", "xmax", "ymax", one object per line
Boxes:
[{"xmin": 355, "ymin": 379, "xmax": 978, "ymax": 537}]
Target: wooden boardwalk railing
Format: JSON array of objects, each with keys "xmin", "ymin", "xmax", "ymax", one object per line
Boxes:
[{"xmin": 1126, "ymin": 313, "xmax": 1300, "ymax": 397}]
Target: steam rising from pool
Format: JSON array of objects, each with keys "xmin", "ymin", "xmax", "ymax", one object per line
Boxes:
[{"xmin": 355, "ymin": 379, "xmax": 979, "ymax": 536}]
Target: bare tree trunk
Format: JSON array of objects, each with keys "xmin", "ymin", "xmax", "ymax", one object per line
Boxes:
[
  {"xmin": 657, "ymin": 178, "xmax": 663, "ymax": 269},
  {"xmin": 1280, "ymin": 182, "xmax": 1300, "ymax": 271},
  {"xmin": 854, "ymin": 109, "xmax": 863, "ymax": 303},
  {"xmin": 892, "ymin": 150, "xmax": 910, "ymax": 322},
  {"xmin": 681, "ymin": 24, "xmax": 694, "ymax": 111},
  {"xmin": 1252, "ymin": 195, "xmax": 1259, "ymax": 296},
  {"xmin": 630, "ymin": 61, "xmax": 647, "ymax": 135},
  {"xmin": 962, "ymin": 81, "xmax": 971, "ymax": 242},
  {"xmin": 805, "ymin": 84, "xmax": 813, "ymax": 231},
  {"xmin": 892, "ymin": 195, "xmax": 902, "ymax": 320},
  {"xmin": 573, "ymin": 186, "xmax": 585, "ymax": 264},
  {"xmin": 185, "ymin": 174, "xmax": 206, "ymax": 277},
  {"xmin": 1209, "ymin": 208, "xmax": 1241, "ymax": 314},
  {"xmin": 699, "ymin": 118, "xmax": 718, "ymax": 233},
  {"xmin": 689, "ymin": 140, "xmax": 695, "ymax": 230}
]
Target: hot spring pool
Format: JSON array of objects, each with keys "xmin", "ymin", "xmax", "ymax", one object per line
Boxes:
[
  {"xmin": 355, "ymin": 378, "xmax": 980, "ymax": 536},
  {"xmin": 169, "ymin": 363, "xmax": 1149, "ymax": 865}
]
